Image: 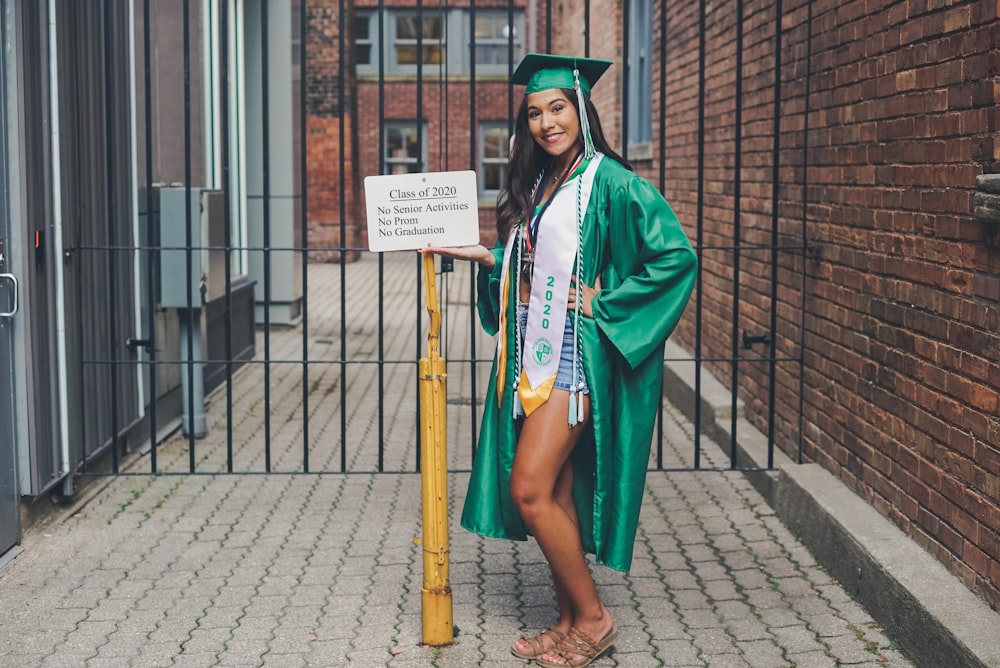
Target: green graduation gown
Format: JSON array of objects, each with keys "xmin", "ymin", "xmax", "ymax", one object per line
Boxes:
[{"xmin": 461, "ymin": 156, "xmax": 698, "ymax": 572}]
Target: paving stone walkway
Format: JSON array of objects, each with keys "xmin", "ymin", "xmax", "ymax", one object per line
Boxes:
[{"xmin": 0, "ymin": 254, "xmax": 915, "ymax": 667}]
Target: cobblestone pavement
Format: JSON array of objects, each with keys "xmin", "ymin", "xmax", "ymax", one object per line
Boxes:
[{"xmin": 0, "ymin": 255, "xmax": 915, "ymax": 667}]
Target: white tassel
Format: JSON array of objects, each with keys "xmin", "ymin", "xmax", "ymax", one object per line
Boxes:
[
  {"xmin": 512, "ymin": 390, "xmax": 523, "ymax": 419},
  {"xmin": 568, "ymin": 390, "xmax": 578, "ymax": 426},
  {"xmin": 574, "ymin": 67, "xmax": 595, "ymax": 159}
]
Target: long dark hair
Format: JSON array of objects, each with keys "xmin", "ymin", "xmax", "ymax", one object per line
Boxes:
[{"xmin": 495, "ymin": 89, "xmax": 631, "ymax": 241}]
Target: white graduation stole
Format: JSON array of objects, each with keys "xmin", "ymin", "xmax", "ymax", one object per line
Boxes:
[
  {"xmin": 516, "ymin": 156, "xmax": 602, "ymax": 417},
  {"xmin": 495, "ymin": 156, "xmax": 602, "ymax": 420}
]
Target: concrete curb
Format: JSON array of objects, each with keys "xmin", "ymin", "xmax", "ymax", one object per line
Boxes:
[{"xmin": 662, "ymin": 340, "xmax": 1000, "ymax": 668}]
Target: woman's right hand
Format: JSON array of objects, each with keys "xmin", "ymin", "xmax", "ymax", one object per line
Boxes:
[{"xmin": 419, "ymin": 245, "xmax": 495, "ymax": 269}]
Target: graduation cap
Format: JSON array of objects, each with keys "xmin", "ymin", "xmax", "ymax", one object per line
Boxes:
[
  {"xmin": 511, "ymin": 53, "xmax": 613, "ymax": 97},
  {"xmin": 511, "ymin": 53, "xmax": 614, "ymax": 158}
]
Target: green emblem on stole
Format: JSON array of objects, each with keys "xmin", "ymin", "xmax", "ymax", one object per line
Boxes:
[{"xmin": 532, "ymin": 337, "xmax": 554, "ymax": 365}]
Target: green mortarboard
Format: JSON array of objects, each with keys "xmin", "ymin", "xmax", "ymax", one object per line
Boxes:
[{"xmin": 511, "ymin": 53, "xmax": 613, "ymax": 97}]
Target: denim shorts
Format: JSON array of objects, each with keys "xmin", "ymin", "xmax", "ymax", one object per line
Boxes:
[{"xmin": 518, "ymin": 307, "xmax": 590, "ymax": 394}]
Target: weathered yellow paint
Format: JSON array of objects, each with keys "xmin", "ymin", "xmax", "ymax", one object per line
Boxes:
[{"xmin": 419, "ymin": 253, "xmax": 453, "ymax": 646}]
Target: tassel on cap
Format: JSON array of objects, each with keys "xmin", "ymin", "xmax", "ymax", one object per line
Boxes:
[{"xmin": 574, "ymin": 66, "xmax": 596, "ymax": 159}]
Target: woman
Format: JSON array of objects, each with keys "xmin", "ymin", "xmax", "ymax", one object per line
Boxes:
[{"xmin": 423, "ymin": 53, "xmax": 697, "ymax": 667}]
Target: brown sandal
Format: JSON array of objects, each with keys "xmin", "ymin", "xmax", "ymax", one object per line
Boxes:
[
  {"xmin": 534, "ymin": 624, "xmax": 618, "ymax": 668},
  {"xmin": 510, "ymin": 626, "xmax": 567, "ymax": 660}
]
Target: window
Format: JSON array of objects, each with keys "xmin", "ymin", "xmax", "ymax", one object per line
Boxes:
[
  {"xmin": 473, "ymin": 11, "xmax": 522, "ymax": 73},
  {"xmin": 384, "ymin": 122, "xmax": 426, "ymax": 174},
  {"xmin": 355, "ymin": 13, "xmax": 372, "ymax": 66},
  {"xmin": 356, "ymin": 8, "xmax": 523, "ymax": 76},
  {"xmin": 291, "ymin": 2, "xmax": 301, "ymax": 69},
  {"xmin": 626, "ymin": 0, "xmax": 653, "ymax": 147},
  {"xmin": 479, "ymin": 123, "xmax": 509, "ymax": 198},
  {"xmin": 394, "ymin": 12, "xmax": 445, "ymax": 66}
]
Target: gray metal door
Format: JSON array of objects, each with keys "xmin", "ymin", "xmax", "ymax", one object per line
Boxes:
[
  {"xmin": 0, "ymin": 0, "xmax": 20, "ymax": 553},
  {"xmin": 0, "ymin": 244, "xmax": 18, "ymax": 557}
]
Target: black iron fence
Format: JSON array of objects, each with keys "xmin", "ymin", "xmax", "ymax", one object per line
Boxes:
[{"xmin": 62, "ymin": 0, "xmax": 800, "ymax": 478}]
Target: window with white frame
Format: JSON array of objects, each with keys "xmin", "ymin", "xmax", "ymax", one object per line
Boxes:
[
  {"xmin": 473, "ymin": 11, "xmax": 522, "ymax": 73},
  {"xmin": 355, "ymin": 12, "xmax": 373, "ymax": 66},
  {"xmin": 394, "ymin": 12, "xmax": 445, "ymax": 67},
  {"xmin": 626, "ymin": 0, "xmax": 653, "ymax": 147},
  {"xmin": 356, "ymin": 8, "xmax": 523, "ymax": 76},
  {"xmin": 479, "ymin": 123, "xmax": 509, "ymax": 198},
  {"xmin": 384, "ymin": 122, "xmax": 426, "ymax": 174}
]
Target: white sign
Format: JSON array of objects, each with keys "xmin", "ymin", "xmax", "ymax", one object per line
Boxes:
[{"xmin": 364, "ymin": 170, "xmax": 481, "ymax": 252}]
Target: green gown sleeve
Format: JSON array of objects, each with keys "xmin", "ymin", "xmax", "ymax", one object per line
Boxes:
[
  {"xmin": 476, "ymin": 245, "xmax": 508, "ymax": 336},
  {"xmin": 591, "ymin": 174, "xmax": 697, "ymax": 369}
]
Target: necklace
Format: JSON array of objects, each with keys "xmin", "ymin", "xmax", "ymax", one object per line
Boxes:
[{"xmin": 550, "ymin": 161, "xmax": 572, "ymax": 182}]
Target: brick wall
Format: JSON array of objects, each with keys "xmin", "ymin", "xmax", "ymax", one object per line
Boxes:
[
  {"xmin": 796, "ymin": 1, "xmax": 999, "ymax": 609},
  {"xmin": 558, "ymin": 0, "xmax": 1000, "ymax": 609},
  {"xmin": 307, "ymin": 1, "xmax": 363, "ymax": 262}
]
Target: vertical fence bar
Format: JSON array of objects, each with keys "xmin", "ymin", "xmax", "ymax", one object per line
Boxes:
[
  {"xmin": 798, "ymin": 0, "xmax": 813, "ymax": 464},
  {"xmin": 767, "ymin": 0, "xmax": 783, "ymax": 469},
  {"xmin": 621, "ymin": 0, "xmax": 630, "ymax": 164},
  {"xmin": 220, "ymin": 0, "xmax": 235, "ymax": 473},
  {"xmin": 74, "ymin": 10, "xmax": 89, "ymax": 475},
  {"xmin": 544, "ymin": 0, "xmax": 552, "ymax": 53},
  {"xmin": 337, "ymin": 0, "xmax": 348, "ymax": 474},
  {"xmin": 216, "ymin": 0, "xmax": 233, "ymax": 471},
  {"xmin": 261, "ymin": 0, "xmax": 273, "ymax": 472},
  {"xmin": 67, "ymin": 5, "xmax": 87, "ymax": 475},
  {"xmin": 655, "ymin": 0, "xmax": 667, "ymax": 469},
  {"xmin": 693, "ymin": 0, "xmax": 705, "ymax": 470},
  {"xmin": 729, "ymin": 0, "xmax": 744, "ymax": 468},
  {"xmin": 102, "ymin": 0, "xmax": 121, "ymax": 473},
  {"xmin": 413, "ymin": 0, "xmax": 425, "ymax": 473},
  {"xmin": 468, "ymin": 0, "xmax": 478, "ymax": 459},
  {"xmin": 377, "ymin": 0, "xmax": 386, "ymax": 473},
  {"xmin": 439, "ymin": 1, "xmax": 447, "ymax": 173},
  {"xmin": 584, "ymin": 0, "xmax": 590, "ymax": 56},
  {"xmin": 182, "ymin": 0, "xmax": 196, "ymax": 472},
  {"xmin": 300, "ymin": 0, "xmax": 311, "ymax": 473},
  {"xmin": 142, "ymin": 0, "xmax": 158, "ymax": 473},
  {"xmin": 507, "ymin": 0, "xmax": 514, "ymax": 138},
  {"xmin": 224, "ymin": 2, "xmax": 234, "ymax": 473}
]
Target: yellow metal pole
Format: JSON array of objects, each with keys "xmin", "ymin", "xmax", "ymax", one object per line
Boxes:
[{"xmin": 419, "ymin": 253, "xmax": 453, "ymax": 646}]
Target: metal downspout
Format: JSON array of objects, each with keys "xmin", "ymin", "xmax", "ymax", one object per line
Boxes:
[{"xmin": 47, "ymin": 0, "xmax": 72, "ymax": 494}]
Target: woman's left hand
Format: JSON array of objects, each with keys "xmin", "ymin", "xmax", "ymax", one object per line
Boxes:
[{"xmin": 568, "ymin": 276, "xmax": 602, "ymax": 318}]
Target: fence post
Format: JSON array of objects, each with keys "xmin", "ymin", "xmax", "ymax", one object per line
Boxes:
[{"xmin": 419, "ymin": 253, "xmax": 453, "ymax": 646}]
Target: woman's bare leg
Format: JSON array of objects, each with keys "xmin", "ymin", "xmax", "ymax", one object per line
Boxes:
[
  {"xmin": 550, "ymin": 457, "xmax": 579, "ymax": 627},
  {"xmin": 510, "ymin": 418, "xmax": 579, "ymax": 655},
  {"xmin": 509, "ymin": 390, "xmax": 614, "ymax": 660}
]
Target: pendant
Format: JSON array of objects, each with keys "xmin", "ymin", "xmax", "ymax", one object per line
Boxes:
[{"xmin": 520, "ymin": 251, "xmax": 535, "ymax": 284}]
